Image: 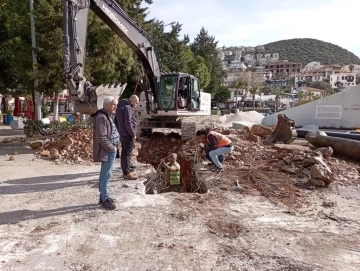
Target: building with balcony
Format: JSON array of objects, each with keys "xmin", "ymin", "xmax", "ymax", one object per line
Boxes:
[
  {"xmin": 295, "ymin": 73, "xmax": 323, "ymax": 87},
  {"xmin": 330, "ymin": 73, "xmax": 356, "ymax": 89},
  {"xmin": 264, "ymin": 79, "xmax": 289, "ymax": 87}
]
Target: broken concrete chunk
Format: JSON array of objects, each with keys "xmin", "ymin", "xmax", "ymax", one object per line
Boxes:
[
  {"xmin": 40, "ymin": 150, "xmax": 51, "ymax": 157},
  {"xmin": 248, "ymin": 133, "xmax": 261, "ymax": 143},
  {"xmin": 30, "ymin": 141, "xmax": 44, "ymax": 150},
  {"xmin": 274, "ymin": 144, "xmax": 311, "ymax": 153},
  {"xmin": 250, "ymin": 124, "xmax": 273, "ymax": 138},
  {"xmin": 316, "ymin": 147, "xmax": 333, "ymax": 159},
  {"xmin": 281, "ymin": 165, "xmax": 300, "ymax": 175},
  {"xmin": 310, "ymin": 164, "xmax": 332, "ymax": 185},
  {"xmin": 307, "ymin": 178, "xmax": 326, "ymax": 187}
]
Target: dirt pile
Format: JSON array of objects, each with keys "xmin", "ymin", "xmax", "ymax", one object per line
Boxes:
[
  {"xmin": 137, "ymin": 127, "xmax": 360, "ymax": 207},
  {"xmin": 34, "ymin": 128, "xmax": 93, "ymax": 164}
]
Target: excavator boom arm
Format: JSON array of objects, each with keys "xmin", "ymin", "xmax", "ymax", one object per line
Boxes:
[{"xmin": 62, "ymin": 0, "xmax": 162, "ymax": 113}]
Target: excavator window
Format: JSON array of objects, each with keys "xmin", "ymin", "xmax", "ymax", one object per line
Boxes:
[
  {"xmin": 190, "ymin": 78, "xmax": 200, "ymax": 110},
  {"xmin": 158, "ymin": 75, "xmax": 178, "ymax": 110}
]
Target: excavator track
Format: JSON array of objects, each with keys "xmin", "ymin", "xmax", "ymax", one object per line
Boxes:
[{"xmin": 138, "ymin": 117, "xmax": 197, "ymax": 141}]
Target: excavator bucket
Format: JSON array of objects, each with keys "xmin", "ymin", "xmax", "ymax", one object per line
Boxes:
[
  {"xmin": 73, "ymin": 83, "xmax": 127, "ymax": 115},
  {"xmin": 264, "ymin": 114, "xmax": 297, "ymax": 144}
]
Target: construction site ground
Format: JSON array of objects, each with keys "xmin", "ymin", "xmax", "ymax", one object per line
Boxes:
[{"xmin": 0, "ymin": 123, "xmax": 360, "ymax": 271}]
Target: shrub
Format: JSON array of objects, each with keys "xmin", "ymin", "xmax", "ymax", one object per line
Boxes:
[{"xmin": 23, "ymin": 119, "xmax": 92, "ymax": 138}]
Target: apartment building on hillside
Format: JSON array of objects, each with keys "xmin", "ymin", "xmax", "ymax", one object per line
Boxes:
[{"xmin": 264, "ymin": 61, "xmax": 302, "ymax": 74}]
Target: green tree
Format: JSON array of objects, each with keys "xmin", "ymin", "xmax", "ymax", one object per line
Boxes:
[
  {"xmin": 248, "ymin": 86, "xmax": 258, "ymax": 109},
  {"xmin": 178, "ymin": 45, "xmax": 209, "ymax": 88},
  {"xmin": 191, "ymin": 27, "xmax": 224, "ymax": 95},
  {"xmin": 309, "ymin": 81, "xmax": 332, "ymax": 91},
  {"xmin": 0, "ymin": 0, "xmax": 33, "ymax": 95},
  {"xmin": 231, "ymin": 79, "xmax": 248, "ymax": 104},
  {"xmin": 214, "ymin": 86, "xmax": 230, "ymax": 103}
]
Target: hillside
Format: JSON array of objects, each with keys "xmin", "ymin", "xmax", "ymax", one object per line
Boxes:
[{"xmin": 264, "ymin": 38, "xmax": 360, "ymax": 65}]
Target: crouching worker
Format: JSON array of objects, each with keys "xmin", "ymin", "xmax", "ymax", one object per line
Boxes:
[
  {"xmin": 162, "ymin": 153, "xmax": 181, "ymax": 192},
  {"xmin": 196, "ymin": 128, "xmax": 233, "ymax": 173}
]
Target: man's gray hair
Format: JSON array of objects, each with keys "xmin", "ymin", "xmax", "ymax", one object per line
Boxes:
[{"xmin": 103, "ymin": 96, "xmax": 117, "ymax": 107}]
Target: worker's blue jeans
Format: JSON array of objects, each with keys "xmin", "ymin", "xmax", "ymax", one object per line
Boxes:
[
  {"xmin": 99, "ymin": 151, "xmax": 117, "ymax": 201},
  {"xmin": 208, "ymin": 146, "xmax": 234, "ymax": 169}
]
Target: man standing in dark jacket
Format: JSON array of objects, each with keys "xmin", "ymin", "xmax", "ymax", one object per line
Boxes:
[
  {"xmin": 115, "ymin": 95, "xmax": 139, "ymax": 180},
  {"xmin": 92, "ymin": 96, "xmax": 119, "ymax": 210}
]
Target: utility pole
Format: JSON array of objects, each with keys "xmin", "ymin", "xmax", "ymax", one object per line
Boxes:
[{"xmin": 30, "ymin": 0, "xmax": 42, "ymax": 120}]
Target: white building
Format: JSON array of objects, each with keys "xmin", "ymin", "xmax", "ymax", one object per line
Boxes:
[
  {"xmin": 330, "ymin": 72, "xmax": 356, "ymax": 88},
  {"xmin": 295, "ymin": 87, "xmax": 325, "ymax": 98},
  {"xmin": 344, "ymin": 64, "xmax": 360, "ymax": 75},
  {"xmin": 295, "ymin": 73, "xmax": 323, "ymax": 87},
  {"xmin": 303, "ymin": 61, "xmax": 323, "ymax": 72}
]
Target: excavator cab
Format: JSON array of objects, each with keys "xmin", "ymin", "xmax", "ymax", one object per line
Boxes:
[{"xmin": 158, "ymin": 73, "xmax": 201, "ymax": 112}]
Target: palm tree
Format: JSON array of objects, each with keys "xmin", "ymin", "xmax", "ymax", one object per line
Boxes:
[
  {"xmin": 296, "ymin": 90, "xmax": 304, "ymax": 101},
  {"xmin": 232, "ymin": 79, "xmax": 248, "ymax": 106},
  {"xmin": 271, "ymin": 86, "xmax": 283, "ymax": 112},
  {"xmin": 248, "ymin": 86, "xmax": 258, "ymax": 109}
]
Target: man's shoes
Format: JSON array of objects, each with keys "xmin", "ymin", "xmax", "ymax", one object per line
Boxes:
[
  {"xmin": 130, "ymin": 165, "xmax": 137, "ymax": 169},
  {"xmin": 101, "ymin": 198, "xmax": 116, "ymax": 210},
  {"xmin": 98, "ymin": 197, "xmax": 116, "ymax": 205},
  {"xmin": 123, "ymin": 172, "xmax": 138, "ymax": 180}
]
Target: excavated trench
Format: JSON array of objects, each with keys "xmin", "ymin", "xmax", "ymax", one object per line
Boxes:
[{"xmin": 136, "ymin": 131, "xmax": 208, "ymax": 194}]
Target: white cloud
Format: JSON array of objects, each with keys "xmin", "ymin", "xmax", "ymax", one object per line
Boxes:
[{"xmin": 146, "ymin": 0, "xmax": 360, "ymax": 57}]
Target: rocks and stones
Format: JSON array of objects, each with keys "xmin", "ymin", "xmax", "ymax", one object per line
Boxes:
[
  {"xmin": 281, "ymin": 165, "xmax": 300, "ymax": 175},
  {"xmin": 250, "ymin": 124, "xmax": 273, "ymax": 138},
  {"xmin": 310, "ymin": 164, "xmax": 332, "ymax": 186},
  {"xmin": 274, "ymin": 144, "xmax": 311, "ymax": 153},
  {"xmin": 248, "ymin": 133, "xmax": 261, "ymax": 143},
  {"xmin": 30, "ymin": 141, "xmax": 44, "ymax": 150},
  {"xmin": 316, "ymin": 147, "xmax": 333, "ymax": 158},
  {"xmin": 307, "ymin": 178, "xmax": 326, "ymax": 187}
]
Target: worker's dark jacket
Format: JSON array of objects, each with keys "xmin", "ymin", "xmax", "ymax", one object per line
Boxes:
[
  {"xmin": 115, "ymin": 99, "xmax": 137, "ymax": 137},
  {"xmin": 92, "ymin": 109, "xmax": 117, "ymax": 162}
]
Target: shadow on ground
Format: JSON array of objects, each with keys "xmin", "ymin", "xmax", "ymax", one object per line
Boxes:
[
  {"xmin": 0, "ymin": 124, "xmax": 24, "ymax": 137},
  {"xmin": 0, "ymin": 145, "xmax": 34, "ymax": 156},
  {"xmin": 1, "ymin": 172, "xmax": 99, "ymax": 195},
  {"xmin": 0, "ymin": 204, "xmax": 99, "ymax": 225}
]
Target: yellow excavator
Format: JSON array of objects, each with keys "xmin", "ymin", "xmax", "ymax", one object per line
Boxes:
[{"xmin": 62, "ymin": 0, "xmax": 211, "ymax": 139}]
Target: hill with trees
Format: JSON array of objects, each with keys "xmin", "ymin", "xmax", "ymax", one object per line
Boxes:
[{"xmin": 264, "ymin": 38, "xmax": 360, "ymax": 65}]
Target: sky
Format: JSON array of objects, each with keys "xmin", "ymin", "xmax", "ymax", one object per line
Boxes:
[{"xmin": 144, "ymin": 0, "xmax": 360, "ymax": 57}]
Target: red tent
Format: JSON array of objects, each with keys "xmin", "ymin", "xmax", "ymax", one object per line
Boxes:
[{"xmin": 13, "ymin": 97, "xmax": 21, "ymax": 117}]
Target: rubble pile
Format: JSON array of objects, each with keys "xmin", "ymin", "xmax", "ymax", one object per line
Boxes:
[
  {"xmin": 137, "ymin": 126, "xmax": 360, "ymax": 207},
  {"xmin": 34, "ymin": 128, "xmax": 93, "ymax": 163}
]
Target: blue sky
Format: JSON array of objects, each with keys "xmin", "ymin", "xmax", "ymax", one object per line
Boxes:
[{"xmin": 145, "ymin": 0, "xmax": 360, "ymax": 58}]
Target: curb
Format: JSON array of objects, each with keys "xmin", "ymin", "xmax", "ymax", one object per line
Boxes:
[{"xmin": 0, "ymin": 142, "xmax": 30, "ymax": 148}]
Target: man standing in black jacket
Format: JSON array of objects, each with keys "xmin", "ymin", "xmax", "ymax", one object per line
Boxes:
[{"xmin": 115, "ymin": 95, "xmax": 139, "ymax": 180}]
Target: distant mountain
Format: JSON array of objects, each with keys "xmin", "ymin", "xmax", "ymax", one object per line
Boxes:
[{"xmin": 264, "ymin": 38, "xmax": 360, "ymax": 65}]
